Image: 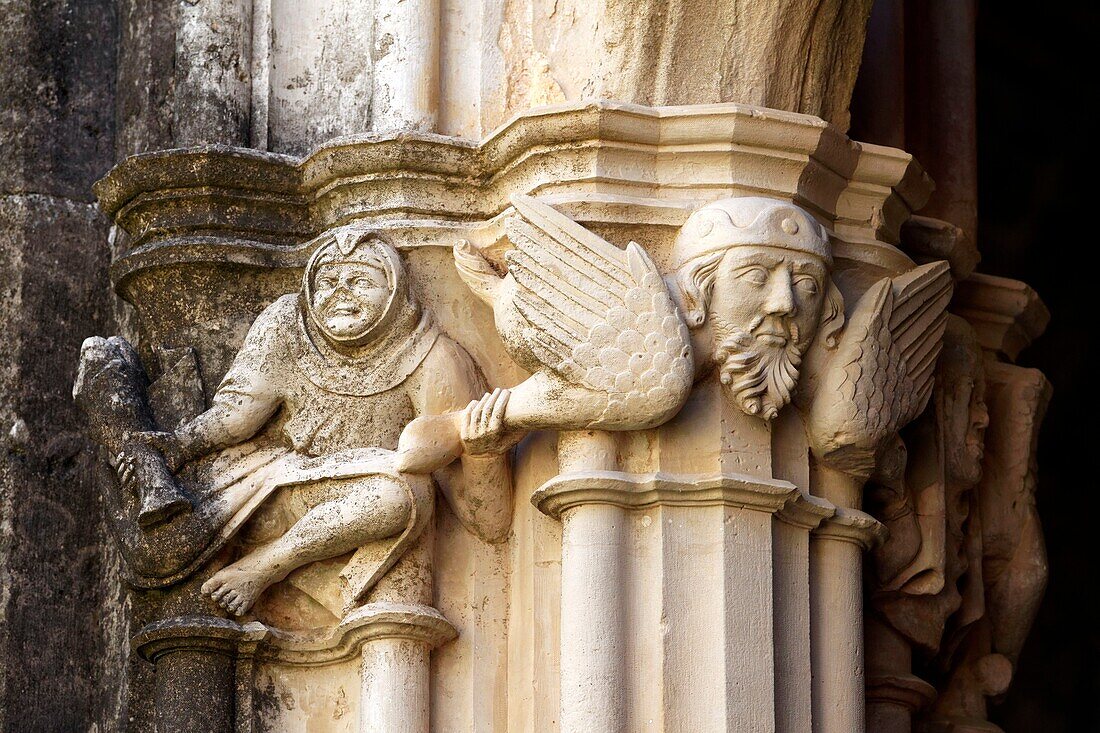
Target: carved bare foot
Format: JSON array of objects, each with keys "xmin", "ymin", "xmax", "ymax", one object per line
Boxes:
[{"xmin": 201, "ymin": 560, "xmax": 275, "ymax": 616}]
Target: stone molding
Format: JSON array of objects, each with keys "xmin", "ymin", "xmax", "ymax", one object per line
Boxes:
[
  {"xmin": 133, "ymin": 603, "xmax": 455, "ymax": 667},
  {"xmin": 814, "ymin": 507, "xmax": 890, "ymax": 550},
  {"xmin": 242, "ymin": 602, "xmax": 457, "ymax": 666},
  {"xmin": 533, "ymin": 469, "xmax": 840, "ymax": 529},
  {"xmin": 94, "ymin": 101, "xmax": 928, "ymax": 291},
  {"xmin": 533, "ymin": 469, "xmax": 886, "ymax": 549},
  {"xmin": 952, "ymin": 273, "xmax": 1050, "ymax": 359},
  {"xmin": 133, "ymin": 615, "xmax": 246, "ymax": 663},
  {"xmin": 866, "ymin": 672, "xmax": 938, "ymax": 713}
]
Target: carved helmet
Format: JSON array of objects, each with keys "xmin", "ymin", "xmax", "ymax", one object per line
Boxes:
[{"xmin": 670, "ymin": 196, "xmax": 832, "ymax": 270}]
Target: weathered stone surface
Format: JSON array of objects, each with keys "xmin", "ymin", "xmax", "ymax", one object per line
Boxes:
[
  {"xmin": 0, "ymin": 194, "xmax": 124, "ymax": 732},
  {"xmin": 0, "ymin": 1, "xmax": 127, "ymax": 730},
  {"xmin": 2, "ymin": 1, "xmax": 1057, "ymax": 731},
  {"xmin": 0, "ymin": 0, "xmax": 117, "ymax": 199},
  {"xmin": 115, "ymin": 0, "xmax": 177, "ymax": 157}
]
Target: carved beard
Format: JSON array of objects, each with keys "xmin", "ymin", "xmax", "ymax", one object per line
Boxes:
[{"xmin": 714, "ymin": 322, "xmax": 803, "ymax": 421}]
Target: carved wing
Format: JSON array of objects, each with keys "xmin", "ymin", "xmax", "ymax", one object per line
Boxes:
[
  {"xmin": 807, "ymin": 261, "xmax": 953, "ymax": 474},
  {"xmin": 504, "ymin": 195, "xmax": 693, "ymax": 418}
]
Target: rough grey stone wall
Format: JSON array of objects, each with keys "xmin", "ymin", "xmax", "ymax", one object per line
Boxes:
[{"xmin": 0, "ymin": 1, "xmax": 127, "ymax": 730}]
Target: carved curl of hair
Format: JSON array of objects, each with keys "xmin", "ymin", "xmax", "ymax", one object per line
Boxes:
[
  {"xmin": 676, "ymin": 251, "xmax": 725, "ymax": 327},
  {"xmin": 818, "ymin": 279, "xmax": 845, "ymax": 349},
  {"xmin": 676, "ymin": 252, "xmax": 846, "ymax": 348}
]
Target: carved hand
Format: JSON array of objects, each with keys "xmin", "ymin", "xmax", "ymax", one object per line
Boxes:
[{"xmin": 460, "ymin": 388, "xmax": 521, "ymax": 456}]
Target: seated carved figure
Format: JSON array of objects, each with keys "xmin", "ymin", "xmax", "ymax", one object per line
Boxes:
[{"xmin": 76, "ymin": 228, "xmax": 514, "ymax": 618}]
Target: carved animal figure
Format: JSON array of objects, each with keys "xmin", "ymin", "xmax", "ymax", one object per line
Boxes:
[
  {"xmin": 804, "ymin": 260, "xmax": 954, "ymax": 477},
  {"xmin": 398, "ymin": 195, "xmax": 694, "ymax": 472}
]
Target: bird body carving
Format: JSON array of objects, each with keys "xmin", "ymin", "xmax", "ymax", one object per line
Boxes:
[
  {"xmin": 398, "ymin": 195, "xmax": 695, "ymax": 472},
  {"xmin": 458, "ymin": 194, "xmax": 694, "ymax": 429},
  {"xmin": 803, "ymin": 260, "xmax": 953, "ymax": 477}
]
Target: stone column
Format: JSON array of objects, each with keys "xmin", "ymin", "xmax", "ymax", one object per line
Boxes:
[
  {"xmin": 131, "ymin": 616, "xmax": 245, "ymax": 733},
  {"xmin": 361, "ymin": 640, "xmax": 430, "ymax": 732},
  {"xmin": 905, "ymin": 0, "xmax": 979, "ymax": 239},
  {"xmin": 356, "ymin": 605, "xmax": 455, "ymax": 733},
  {"xmin": 809, "ymin": 468, "xmax": 885, "ymax": 733},
  {"xmin": 849, "ymin": 0, "xmax": 906, "ymax": 147},
  {"xmin": 174, "ymin": 0, "xmax": 253, "ymax": 146},
  {"xmin": 553, "ymin": 430, "xmax": 626, "ymax": 732},
  {"xmin": 536, "ymin": 470, "xmax": 846, "ymax": 732},
  {"xmin": 370, "ymin": 0, "xmax": 440, "ymax": 133}
]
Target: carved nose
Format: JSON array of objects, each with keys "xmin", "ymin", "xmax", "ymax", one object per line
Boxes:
[
  {"xmin": 764, "ymin": 270, "xmax": 796, "ymax": 316},
  {"xmin": 975, "ymin": 403, "xmax": 990, "ymax": 430}
]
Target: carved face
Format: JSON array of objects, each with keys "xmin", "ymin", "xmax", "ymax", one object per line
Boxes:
[
  {"xmin": 710, "ymin": 247, "xmax": 827, "ymax": 346},
  {"xmin": 309, "ymin": 261, "xmax": 391, "ymax": 341},
  {"xmin": 706, "ymin": 246, "xmax": 828, "ymax": 419},
  {"xmin": 944, "ymin": 370, "xmax": 990, "ymax": 486}
]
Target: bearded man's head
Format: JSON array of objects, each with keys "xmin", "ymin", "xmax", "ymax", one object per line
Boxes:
[{"xmin": 671, "ymin": 197, "xmax": 845, "ymax": 420}]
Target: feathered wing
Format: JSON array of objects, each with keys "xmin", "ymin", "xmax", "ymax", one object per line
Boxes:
[
  {"xmin": 503, "ymin": 194, "xmax": 694, "ymax": 424},
  {"xmin": 806, "ymin": 261, "xmax": 953, "ymax": 475}
]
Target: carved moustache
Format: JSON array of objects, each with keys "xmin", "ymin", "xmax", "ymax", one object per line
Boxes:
[{"xmin": 714, "ymin": 324, "xmax": 803, "ymax": 421}]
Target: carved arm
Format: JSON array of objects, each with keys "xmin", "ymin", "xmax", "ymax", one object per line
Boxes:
[{"xmin": 406, "ymin": 336, "xmax": 515, "ymax": 543}]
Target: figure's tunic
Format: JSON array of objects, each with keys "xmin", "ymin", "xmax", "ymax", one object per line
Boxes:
[
  {"xmin": 149, "ymin": 292, "xmax": 444, "ymax": 610},
  {"xmin": 213, "ymin": 292, "xmax": 438, "ymax": 455}
]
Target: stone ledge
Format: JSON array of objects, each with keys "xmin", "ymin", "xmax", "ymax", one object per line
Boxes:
[
  {"xmin": 952, "ymin": 272, "xmax": 1050, "ymax": 360},
  {"xmin": 94, "ymin": 101, "xmax": 927, "ymax": 292},
  {"xmin": 243, "ymin": 602, "xmax": 457, "ymax": 667},
  {"xmin": 866, "ymin": 672, "xmax": 937, "ymax": 712},
  {"xmin": 133, "ymin": 604, "xmax": 457, "ymax": 668},
  {"xmin": 132, "ymin": 615, "xmax": 246, "ymax": 662},
  {"xmin": 813, "ymin": 507, "xmax": 888, "ymax": 550},
  {"xmin": 532, "ymin": 469, "xmax": 840, "ymax": 528}
]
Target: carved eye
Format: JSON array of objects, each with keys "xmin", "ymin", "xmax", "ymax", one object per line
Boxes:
[
  {"xmin": 740, "ymin": 267, "xmax": 768, "ymax": 286},
  {"xmin": 318, "ymin": 278, "xmax": 336, "ymax": 289},
  {"xmin": 794, "ymin": 276, "xmax": 819, "ymax": 295}
]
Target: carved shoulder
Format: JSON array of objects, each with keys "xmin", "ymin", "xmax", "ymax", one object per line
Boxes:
[
  {"xmin": 209, "ymin": 293, "xmax": 300, "ymax": 405},
  {"xmin": 405, "ymin": 335, "xmax": 487, "ymax": 416},
  {"xmin": 223, "ymin": 295, "xmax": 298, "ymax": 372},
  {"xmin": 244, "ymin": 294, "xmax": 299, "ymax": 351}
]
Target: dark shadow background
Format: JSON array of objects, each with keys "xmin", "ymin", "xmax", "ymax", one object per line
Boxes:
[{"xmin": 976, "ymin": 6, "xmax": 1097, "ymax": 731}]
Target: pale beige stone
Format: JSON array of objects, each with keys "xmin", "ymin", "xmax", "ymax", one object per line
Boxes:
[{"xmin": 79, "ymin": 98, "xmax": 959, "ymax": 731}]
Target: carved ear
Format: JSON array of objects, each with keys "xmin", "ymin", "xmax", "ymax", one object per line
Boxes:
[
  {"xmin": 818, "ymin": 278, "xmax": 846, "ymax": 348},
  {"xmin": 676, "ymin": 251, "xmax": 725, "ymax": 328}
]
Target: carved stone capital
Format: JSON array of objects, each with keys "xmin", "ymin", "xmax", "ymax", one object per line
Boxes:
[
  {"xmin": 866, "ymin": 672, "xmax": 938, "ymax": 714},
  {"xmin": 94, "ymin": 102, "xmax": 929, "ymax": 301},
  {"xmin": 246, "ymin": 602, "xmax": 457, "ymax": 666},
  {"xmin": 813, "ymin": 507, "xmax": 889, "ymax": 550},
  {"xmin": 532, "ymin": 469, "xmax": 832, "ymax": 521}
]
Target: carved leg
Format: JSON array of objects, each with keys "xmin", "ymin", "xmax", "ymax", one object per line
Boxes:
[{"xmin": 202, "ymin": 475, "xmax": 413, "ymax": 615}]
